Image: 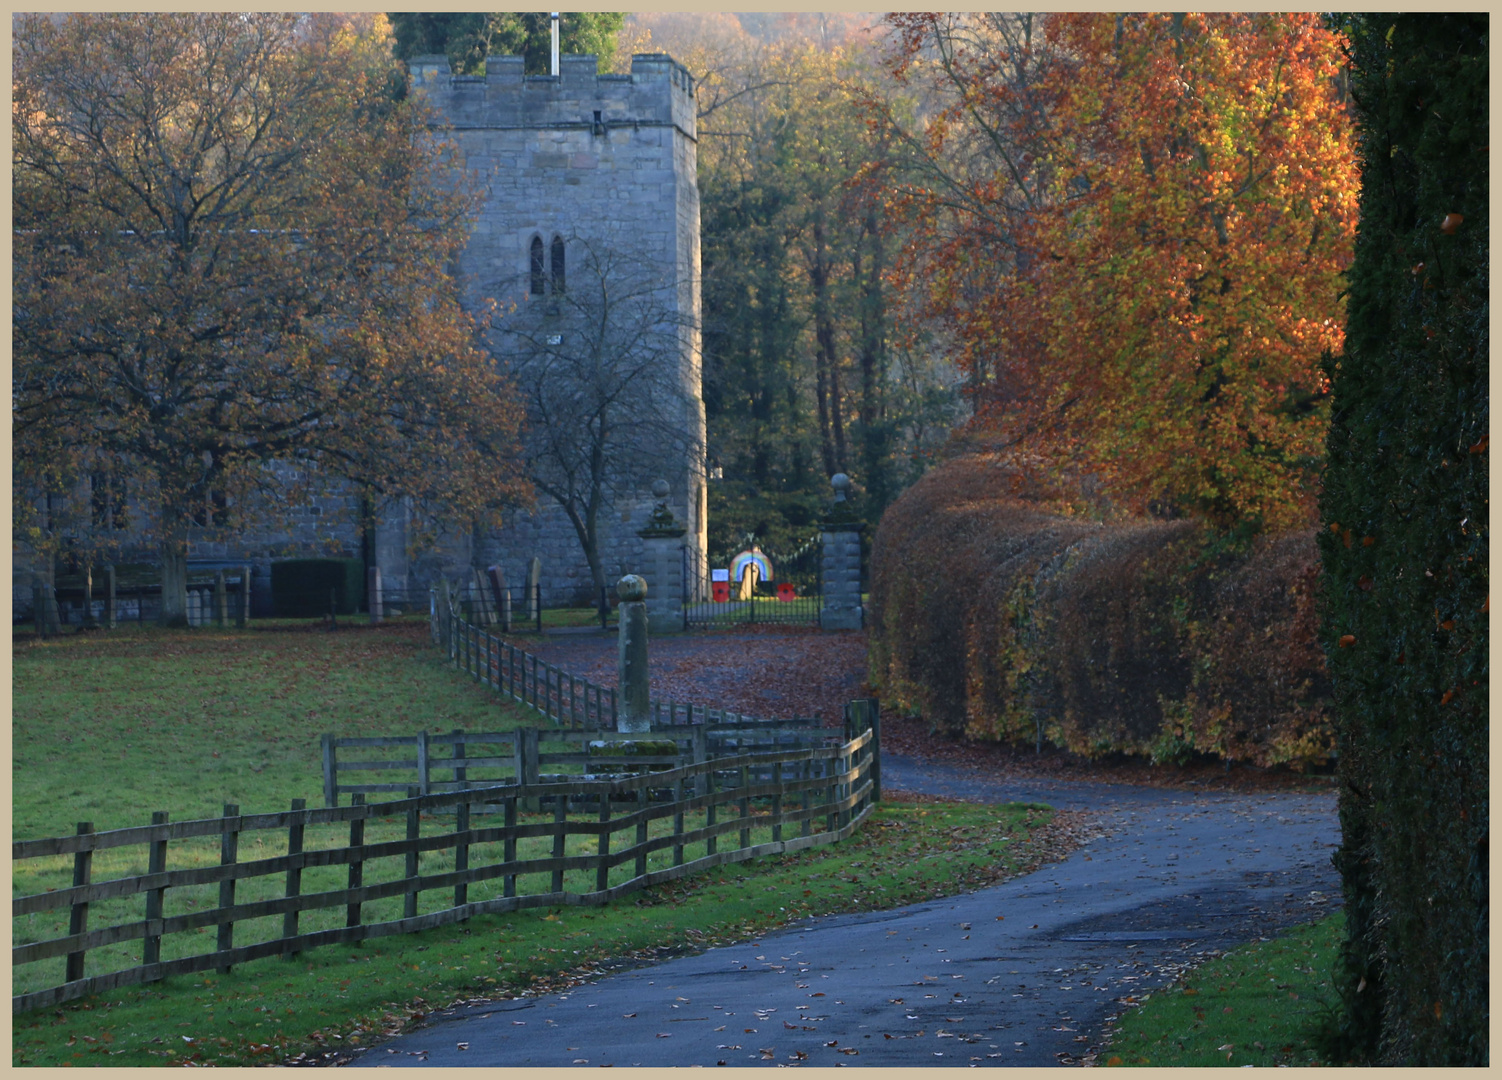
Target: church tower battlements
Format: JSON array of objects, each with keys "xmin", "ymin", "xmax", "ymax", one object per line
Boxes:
[{"xmin": 408, "ymin": 52, "xmax": 707, "ymax": 606}]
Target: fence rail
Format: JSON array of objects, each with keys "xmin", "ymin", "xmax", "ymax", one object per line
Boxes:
[{"xmin": 12, "ymin": 725, "xmax": 877, "ymax": 1014}]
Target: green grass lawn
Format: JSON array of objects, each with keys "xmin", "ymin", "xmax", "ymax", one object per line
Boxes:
[
  {"xmin": 12, "ymin": 617, "xmax": 534, "ymax": 839},
  {"xmin": 11, "ymin": 618, "xmax": 1060, "ymax": 1067},
  {"xmin": 1103, "ymin": 910, "xmax": 1344, "ymax": 1067}
]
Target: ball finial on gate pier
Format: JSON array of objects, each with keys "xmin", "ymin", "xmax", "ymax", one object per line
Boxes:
[
  {"xmin": 830, "ymin": 472, "xmax": 851, "ymax": 501},
  {"xmin": 617, "ymin": 574, "xmax": 648, "ymax": 602}
]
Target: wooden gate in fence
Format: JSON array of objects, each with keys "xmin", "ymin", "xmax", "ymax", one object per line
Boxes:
[{"xmin": 13, "ymin": 717, "xmax": 878, "ymax": 1014}]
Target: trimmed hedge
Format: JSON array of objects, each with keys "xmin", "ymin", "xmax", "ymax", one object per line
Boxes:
[
  {"xmin": 868, "ymin": 455, "xmax": 1331, "ymax": 769},
  {"xmin": 270, "ymin": 558, "xmax": 366, "ymax": 617},
  {"xmin": 1317, "ymin": 14, "xmax": 1488, "ymax": 1065}
]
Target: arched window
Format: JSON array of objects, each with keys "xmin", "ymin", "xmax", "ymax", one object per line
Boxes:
[
  {"xmin": 529, "ymin": 235, "xmax": 545, "ymax": 296},
  {"xmin": 550, "ymin": 236, "xmax": 566, "ymax": 294}
]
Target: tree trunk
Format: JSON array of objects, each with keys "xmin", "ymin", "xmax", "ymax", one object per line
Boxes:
[
  {"xmin": 810, "ymin": 212, "xmax": 846, "ymax": 478},
  {"xmin": 856, "ymin": 210, "xmax": 889, "ymax": 510},
  {"xmin": 158, "ymin": 499, "xmax": 190, "ymax": 627}
]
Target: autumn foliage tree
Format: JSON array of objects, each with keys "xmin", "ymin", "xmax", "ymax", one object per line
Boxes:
[
  {"xmin": 882, "ymin": 12, "xmax": 1358, "ymax": 532},
  {"xmin": 12, "ymin": 13, "xmax": 526, "ymax": 623}
]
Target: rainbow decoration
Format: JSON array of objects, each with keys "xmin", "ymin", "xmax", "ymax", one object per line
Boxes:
[{"xmin": 729, "ymin": 548, "xmax": 773, "ymax": 586}]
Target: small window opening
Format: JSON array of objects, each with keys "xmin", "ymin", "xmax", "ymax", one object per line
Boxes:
[
  {"xmin": 551, "ymin": 236, "xmax": 566, "ymax": 294},
  {"xmin": 530, "ymin": 235, "xmax": 546, "ymax": 296}
]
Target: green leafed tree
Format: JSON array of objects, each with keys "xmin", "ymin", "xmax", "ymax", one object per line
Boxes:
[{"xmin": 388, "ymin": 12, "xmax": 625, "ymax": 75}]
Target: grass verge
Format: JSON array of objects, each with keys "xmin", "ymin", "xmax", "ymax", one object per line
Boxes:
[
  {"xmin": 11, "ymin": 799, "xmax": 1064, "ymax": 1067},
  {"xmin": 1102, "ymin": 909, "xmax": 1344, "ymax": 1067}
]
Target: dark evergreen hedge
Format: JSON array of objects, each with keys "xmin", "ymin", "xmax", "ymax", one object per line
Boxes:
[
  {"xmin": 270, "ymin": 558, "xmax": 365, "ymax": 617},
  {"xmin": 1318, "ymin": 13, "xmax": 1488, "ymax": 1065}
]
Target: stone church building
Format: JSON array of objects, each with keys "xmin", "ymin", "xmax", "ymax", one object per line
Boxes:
[{"xmin": 19, "ymin": 52, "xmax": 706, "ymax": 617}]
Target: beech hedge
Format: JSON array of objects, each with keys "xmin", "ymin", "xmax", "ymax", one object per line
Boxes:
[{"xmin": 868, "ymin": 454, "xmax": 1331, "ymax": 770}]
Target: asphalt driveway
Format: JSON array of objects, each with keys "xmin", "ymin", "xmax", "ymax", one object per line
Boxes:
[{"xmin": 369, "ymin": 754, "xmax": 1340, "ymax": 1067}]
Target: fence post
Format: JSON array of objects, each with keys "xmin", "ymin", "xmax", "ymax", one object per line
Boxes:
[
  {"xmin": 346, "ymin": 794, "xmax": 366, "ymax": 932},
  {"xmin": 635, "ymin": 803, "xmax": 649, "ymax": 881},
  {"xmin": 455, "ymin": 784, "xmax": 471, "ymax": 910},
  {"xmin": 801, "ymin": 757, "xmax": 813, "ymax": 838},
  {"xmin": 404, "ymin": 787, "xmax": 420, "ymax": 919},
  {"xmin": 596, "ymin": 790, "xmax": 612, "ymax": 893},
  {"xmin": 739, "ymin": 765, "xmax": 751, "ymax": 849},
  {"xmin": 551, "ymin": 798, "xmax": 567, "ymax": 893},
  {"xmin": 282, "ymin": 799, "xmax": 306, "ymax": 958},
  {"xmin": 104, "ymin": 564, "xmax": 117, "ymax": 629},
  {"xmin": 65, "ymin": 822, "xmax": 94, "ymax": 984},
  {"xmin": 521, "ymin": 728, "xmax": 540, "ymax": 813},
  {"xmin": 417, "ymin": 730, "xmax": 431, "ymax": 796},
  {"xmin": 868, "ymin": 700, "xmax": 881, "ymax": 803},
  {"xmin": 772, "ymin": 761, "xmax": 783, "ymax": 844},
  {"xmin": 691, "ymin": 726, "xmax": 708, "ymax": 800},
  {"xmin": 143, "ymin": 811, "xmax": 168, "ymax": 968},
  {"xmin": 673, "ymin": 776, "xmax": 686, "ymax": 867},
  {"xmin": 452, "ymin": 729, "xmax": 467, "ymax": 789},
  {"xmin": 705, "ymin": 767, "xmax": 717, "ymax": 856},
  {"xmin": 321, "ymin": 734, "xmax": 338, "ymax": 807},
  {"xmin": 217, "ymin": 804, "xmax": 240, "ymax": 974},
  {"xmin": 503, "ymin": 795, "xmax": 518, "ymax": 898}
]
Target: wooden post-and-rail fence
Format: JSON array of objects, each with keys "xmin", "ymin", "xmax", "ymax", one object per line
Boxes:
[{"xmin": 13, "ymin": 717, "xmax": 878, "ymax": 1015}]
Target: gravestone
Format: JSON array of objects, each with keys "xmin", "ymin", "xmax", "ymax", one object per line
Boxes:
[
  {"xmin": 238, "ymin": 564, "xmax": 251, "ymax": 628},
  {"xmin": 526, "ymin": 556, "xmax": 542, "ymax": 620},
  {"xmin": 486, "ymin": 565, "xmax": 513, "ymax": 632},
  {"xmin": 368, "ymin": 565, "xmax": 383, "ymax": 625},
  {"xmin": 616, "ymin": 575, "xmax": 651, "ymax": 732},
  {"xmin": 471, "ymin": 567, "xmax": 496, "ymax": 626}
]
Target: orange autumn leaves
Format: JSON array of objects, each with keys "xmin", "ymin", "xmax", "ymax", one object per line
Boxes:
[{"xmin": 889, "ymin": 13, "xmax": 1358, "ymax": 531}]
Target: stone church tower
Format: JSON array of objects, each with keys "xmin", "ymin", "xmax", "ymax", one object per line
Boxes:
[
  {"xmin": 15, "ymin": 52, "xmax": 706, "ymax": 621},
  {"xmin": 404, "ymin": 51, "xmax": 708, "ymax": 605}
]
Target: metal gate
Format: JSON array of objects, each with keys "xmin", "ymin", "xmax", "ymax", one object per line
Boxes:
[{"xmin": 681, "ymin": 533, "xmax": 822, "ymax": 628}]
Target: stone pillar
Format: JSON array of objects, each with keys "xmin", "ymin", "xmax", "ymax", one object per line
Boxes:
[
  {"xmin": 368, "ymin": 565, "xmax": 383, "ymax": 625},
  {"xmin": 616, "ymin": 575, "xmax": 651, "ymax": 732},
  {"xmin": 638, "ymin": 479, "xmax": 687, "ymax": 635},
  {"xmin": 820, "ymin": 473, "xmax": 865, "ymax": 632},
  {"xmin": 525, "ymin": 556, "xmax": 542, "ymax": 620},
  {"xmin": 187, "ymin": 589, "xmax": 202, "ymax": 627}
]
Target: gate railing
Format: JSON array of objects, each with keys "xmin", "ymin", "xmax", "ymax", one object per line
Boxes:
[
  {"xmin": 431, "ymin": 588, "xmax": 810, "ymax": 728},
  {"xmin": 681, "ymin": 539, "xmax": 822, "ymax": 628}
]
